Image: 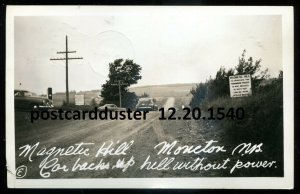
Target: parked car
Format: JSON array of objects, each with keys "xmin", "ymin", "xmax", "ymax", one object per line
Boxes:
[
  {"xmin": 98, "ymin": 104, "xmax": 126, "ymax": 111},
  {"xmin": 135, "ymin": 97, "xmax": 158, "ymax": 111},
  {"xmin": 14, "ymin": 89, "xmax": 54, "ymax": 111}
]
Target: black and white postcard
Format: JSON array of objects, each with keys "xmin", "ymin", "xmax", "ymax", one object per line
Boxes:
[{"xmin": 6, "ymin": 6, "xmax": 294, "ymax": 189}]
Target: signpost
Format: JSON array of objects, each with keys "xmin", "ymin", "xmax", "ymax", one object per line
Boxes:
[
  {"xmin": 229, "ymin": 74, "xmax": 252, "ymax": 97},
  {"xmin": 75, "ymin": 94, "xmax": 85, "ymax": 105},
  {"xmin": 47, "ymin": 87, "xmax": 52, "ymax": 100}
]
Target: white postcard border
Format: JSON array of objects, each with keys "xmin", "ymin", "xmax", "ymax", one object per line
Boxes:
[{"xmin": 6, "ymin": 6, "xmax": 294, "ymax": 189}]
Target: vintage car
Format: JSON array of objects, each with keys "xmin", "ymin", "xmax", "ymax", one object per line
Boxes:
[
  {"xmin": 14, "ymin": 89, "xmax": 54, "ymax": 111},
  {"xmin": 135, "ymin": 97, "xmax": 158, "ymax": 111},
  {"xmin": 98, "ymin": 104, "xmax": 126, "ymax": 111}
]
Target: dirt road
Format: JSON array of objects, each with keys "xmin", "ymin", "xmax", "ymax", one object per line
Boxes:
[
  {"xmin": 162, "ymin": 97, "xmax": 175, "ymax": 110},
  {"xmin": 14, "ymin": 97, "xmax": 229, "ymax": 178}
]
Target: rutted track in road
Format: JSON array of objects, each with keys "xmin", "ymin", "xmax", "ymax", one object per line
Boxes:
[{"xmin": 163, "ymin": 97, "xmax": 175, "ymax": 110}]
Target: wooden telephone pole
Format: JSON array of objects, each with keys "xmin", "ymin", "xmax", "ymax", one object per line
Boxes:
[
  {"xmin": 111, "ymin": 80, "xmax": 127, "ymax": 107},
  {"xmin": 50, "ymin": 35, "xmax": 83, "ymax": 105}
]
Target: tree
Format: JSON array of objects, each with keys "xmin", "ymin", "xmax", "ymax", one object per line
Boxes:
[
  {"xmin": 236, "ymin": 49, "xmax": 266, "ymax": 89},
  {"xmin": 236, "ymin": 50, "xmax": 261, "ymax": 75},
  {"xmin": 100, "ymin": 59, "xmax": 142, "ymax": 106}
]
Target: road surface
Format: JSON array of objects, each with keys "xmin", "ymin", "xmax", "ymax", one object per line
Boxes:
[{"xmin": 14, "ymin": 97, "xmax": 227, "ymax": 178}]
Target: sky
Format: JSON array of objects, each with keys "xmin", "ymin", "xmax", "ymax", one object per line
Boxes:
[{"xmin": 14, "ymin": 12, "xmax": 282, "ymax": 95}]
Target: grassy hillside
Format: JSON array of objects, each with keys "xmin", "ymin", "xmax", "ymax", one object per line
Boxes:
[{"xmin": 129, "ymin": 83, "xmax": 196, "ymax": 98}]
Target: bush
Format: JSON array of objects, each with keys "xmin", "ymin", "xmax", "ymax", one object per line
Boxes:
[{"xmin": 190, "ymin": 82, "xmax": 209, "ymax": 108}]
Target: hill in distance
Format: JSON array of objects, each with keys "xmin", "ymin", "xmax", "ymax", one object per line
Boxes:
[
  {"xmin": 52, "ymin": 83, "xmax": 196, "ymax": 106},
  {"xmin": 129, "ymin": 83, "xmax": 197, "ymax": 98}
]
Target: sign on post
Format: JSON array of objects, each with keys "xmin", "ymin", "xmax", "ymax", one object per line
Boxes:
[
  {"xmin": 229, "ymin": 74, "xmax": 252, "ymax": 97},
  {"xmin": 75, "ymin": 94, "xmax": 84, "ymax": 105},
  {"xmin": 47, "ymin": 87, "xmax": 52, "ymax": 100}
]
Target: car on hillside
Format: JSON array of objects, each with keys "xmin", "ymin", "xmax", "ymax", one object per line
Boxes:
[
  {"xmin": 14, "ymin": 89, "xmax": 54, "ymax": 111},
  {"xmin": 135, "ymin": 97, "xmax": 158, "ymax": 111},
  {"xmin": 98, "ymin": 104, "xmax": 126, "ymax": 111}
]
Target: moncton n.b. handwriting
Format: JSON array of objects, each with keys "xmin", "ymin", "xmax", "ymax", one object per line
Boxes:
[{"xmin": 17, "ymin": 140, "xmax": 277, "ymax": 178}]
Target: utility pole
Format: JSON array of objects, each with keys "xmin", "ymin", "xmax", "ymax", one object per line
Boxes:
[
  {"xmin": 50, "ymin": 35, "xmax": 83, "ymax": 105},
  {"xmin": 111, "ymin": 80, "xmax": 127, "ymax": 107}
]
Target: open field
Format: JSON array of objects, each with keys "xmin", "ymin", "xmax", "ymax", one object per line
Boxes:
[{"xmin": 51, "ymin": 83, "xmax": 196, "ymax": 107}]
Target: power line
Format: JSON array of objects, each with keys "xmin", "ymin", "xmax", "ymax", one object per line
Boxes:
[{"xmin": 50, "ymin": 35, "xmax": 83, "ymax": 105}]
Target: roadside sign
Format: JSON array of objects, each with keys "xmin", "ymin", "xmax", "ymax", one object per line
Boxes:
[
  {"xmin": 229, "ymin": 74, "xmax": 252, "ymax": 97},
  {"xmin": 75, "ymin": 94, "xmax": 84, "ymax": 105},
  {"xmin": 47, "ymin": 87, "xmax": 52, "ymax": 100}
]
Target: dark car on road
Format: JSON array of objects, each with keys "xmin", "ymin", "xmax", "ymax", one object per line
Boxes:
[
  {"xmin": 135, "ymin": 97, "xmax": 158, "ymax": 111},
  {"xmin": 14, "ymin": 89, "xmax": 54, "ymax": 111}
]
